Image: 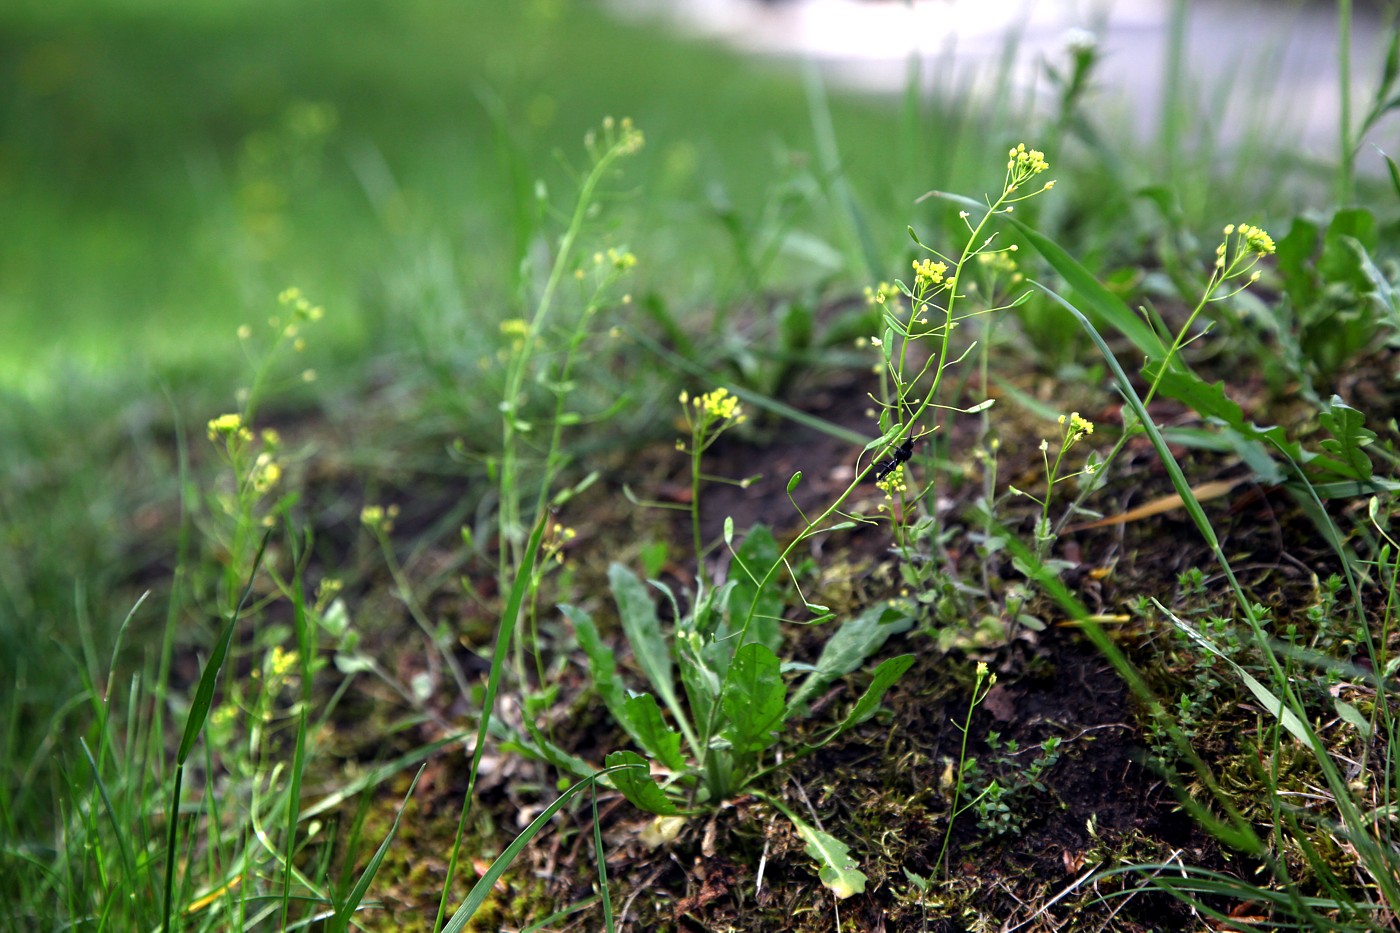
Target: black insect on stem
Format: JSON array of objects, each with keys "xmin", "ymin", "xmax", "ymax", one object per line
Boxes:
[{"xmin": 873, "ymin": 433, "xmax": 917, "ymax": 483}]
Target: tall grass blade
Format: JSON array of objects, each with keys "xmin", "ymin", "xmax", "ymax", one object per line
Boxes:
[
  {"xmin": 441, "ymin": 765, "xmax": 630, "ymax": 933},
  {"xmin": 328, "ymin": 765, "xmax": 425, "ymax": 931}
]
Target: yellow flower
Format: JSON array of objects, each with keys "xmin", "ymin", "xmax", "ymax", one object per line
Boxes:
[
  {"xmin": 1058, "ymin": 411, "xmax": 1094, "ymax": 443},
  {"xmin": 208, "ymin": 413, "xmax": 249, "ymax": 442},
  {"xmin": 252, "ymin": 452, "xmax": 281, "ymax": 493},
  {"xmin": 1236, "ymin": 223, "xmax": 1275, "ymax": 256},
  {"xmin": 268, "ymin": 646, "xmax": 299, "ymax": 680},
  {"xmin": 1006, "ymin": 143, "xmax": 1050, "ymax": 183},
  {"xmin": 697, "ymin": 387, "xmax": 743, "ymax": 423},
  {"xmin": 912, "ymin": 258, "xmax": 948, "ymax": 289}
]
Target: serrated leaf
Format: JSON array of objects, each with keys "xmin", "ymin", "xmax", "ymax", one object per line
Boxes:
[
  {"xmin": 790, "ymin": 817, "xmax": 867, "ymax": 899},
  {"xmin": 722, "ymin": 643, "xmax": 785, "ymax": 757},
  {"xmin": 606, "ymin": 751, "xmax": 682, "ymax": 816},
  {"xmin": 789, "ymin": 602, "xmax": 915, "ymax": 714},
  {"xmin": 622, "ymin": 693, "xmax": 686, "ymax": 771},
  {"xmin": 1317, "ymin": 396, "xmax": 1375, "ymax": 481}
]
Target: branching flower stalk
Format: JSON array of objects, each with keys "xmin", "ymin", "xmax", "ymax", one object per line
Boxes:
[
  {"xmin": 696, "ymin": 145, "xmax": 1056, "ymax": 780},
  {"xmin": 678, "ymin": 387, "xmax": 748, "ymax": 587},
  {"xmin": 495, "ymin": 117, "xmax": 644, "ymax": 596},
  {"xmin": 936, "ymin": 661, "xmax": 995, "ymax": 878},
  {"xmin": 1050, "ymin": 222, "xmax": 1276, "ymax": 541}
]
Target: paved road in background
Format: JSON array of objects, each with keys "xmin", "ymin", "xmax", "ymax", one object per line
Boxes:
[{"xmin": 610, "ymin": 0, "xmax": 1396, "ymax": 159}]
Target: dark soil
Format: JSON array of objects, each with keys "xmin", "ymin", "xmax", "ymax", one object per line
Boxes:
[{"xmin": 271, "ymin": 334, "xmax": 1399, "ymax": 932}]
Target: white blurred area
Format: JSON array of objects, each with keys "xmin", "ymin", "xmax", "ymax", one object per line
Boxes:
[{"xmin": 608, "ymin": 0, "xmax": 1397, "ymax": 154}]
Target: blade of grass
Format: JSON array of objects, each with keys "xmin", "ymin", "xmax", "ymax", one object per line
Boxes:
[
  {"xmin": 433, "ymin": 513, "xmax": 549, "ymax": 933},
  {"xmin": 162, "ymin": 527, "xmax": 273, "ymax": 931},
  {"xmin": 440, "ymin": 764, "xmax": 633, "ymax": 933},
  {"xmin": 329, "ymin": 764, "xmax": 426, "ymax": 932}
]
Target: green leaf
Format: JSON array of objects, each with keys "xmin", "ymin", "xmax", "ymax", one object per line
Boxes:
[
  {"xmin": 563, "ymin": 604, "xmax": 624, "ymax": 711},
  {"xmin": 728, "ymin": 523, "xmax": 783, "ymax": 652},
  {"xmin": 831, "ymin": 654, "xmax": 915, "ymax": 735},
  {"xmin": 178, "ymin": 530, "xmax": 273, "ymax": 762},
  {"xmin": 1317, "ymin": 396, "xmax": 1375, "ymax": 481},
  {"xmin": 605, "ymin": 751, "xmax": 681, "ymax": 816},
  {"xmin": 504, "ymin": 722, "xmax": 596, "ymax": 780},
  {"xmin": 786, "ymin": 471, "xmax": 803, "ymax": 494},
  {"xmin": 722, "ymin": 643, "xmax": 786, "ymax": 757},
  {"xmin": 790, "ymin": 817, "xmax": 867, "ymax": 899},
  {"xmin": 789, "ymin": 601, "xmax": 915, "ymax": 714},
  {"xmin": 609, "ymin": 563, "xmax": 674, "ymax": 703},
  {"xmin": 1384, "ymin": 151, "xmax": 1400, "ymax": 200},
  {"xmin": 1141, "ymin": 363, "xmax": 1289, "ymax": 484},
  {"xmin": 1334, "ymin": 699, "xmax": 1373, "ymax": 739},
  {"xmin": 608, "ymin": 564, "xmax": 702, "ymax": 759},
  {"xmin": 986, "ymin": 200, "xmax": 1163, "ymax": 361},
  {"xmin": 621, "ymin": 693, "xmax": 687, "ymax": 771}
]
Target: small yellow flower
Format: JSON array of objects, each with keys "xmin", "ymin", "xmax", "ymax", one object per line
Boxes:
[
  {"xmin": 268, "ymin": 646, "xmax": 299, "ymax": 680},
  {"xmin": 207, "ymin": 413, "xmax": 251, "ymax": 442},
  {"xmin": 1058, "ymin": 411, "xmax": 1094, "ymax": 443},
  {"xmin": 697, "ymin": 387, "xmax": 743, "ymax": 423},
  {"xmin": 607, "ymin": 247, "xmax": 637, "ymax": 270},
  {"xmin": 1007, "ymin": 143, "xmax": 1050, "ymax": 177},
  {"xmin": 912, "ymin": 258, "xmax": 948, "ymax": 289},
  {"xmin": 1236, "ymin": 223, "xmax": 1275, "ymax": 256},
  {"xmin": 252, "ymin": 452, "xmax": 281, "ymax": 493},
  {"xmin": 499, "ymin": 318, "xmax": 529, "ymax": 338}
]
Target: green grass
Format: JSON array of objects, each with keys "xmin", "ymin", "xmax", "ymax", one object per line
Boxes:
[{"xmin": 5, "ymin": 0, "xmax": 1400, "ymax": 930}]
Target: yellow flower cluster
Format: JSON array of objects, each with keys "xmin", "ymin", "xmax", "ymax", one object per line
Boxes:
[
  {"xmin": 683, "ymin": 387, "xmax": 745, "ymax": 424},
  {"xmin": 252, "ymin": 451, "xmax": 281, "ymax": 494},
  {"xmin": 596, "ymin": 247, "xmax": 637, "ymax": 271},
  {"xmin": 207, "ymin": 412, "xmax": 251, "ymax": 442},
  {"xmin": 278, "ymin": 286, "xmax": 325, "ymax": 321},
  {"xmin": 544, "ymin": 521, "xmax": 578, "ymax": 564},
  {"xmin": 976, "ymin": 250, "xmax": 1019, "ymax": 276},
  {"xmin": 1058, "ymin": 411, "xmax": 1094, "ymax": 444},
  {"xmin": 267, "ymin": 646, "xmax": 299, "ymax": 680},
  {"xmin": 876, "ymin": 464, "xmax": 908, "ymax": 497},
  {"xmin": 863, "ymin": 281, "xmax": 903, "ymax": 309},
  {"xmin": 360, "ymin": 503, "xmax": 401, "ymax": 532},
  {"xmin": 1007, "ymin": 143, "xmax": 1051, "ymax": 186},
  {"xmin": 1224, "ymin": 223, "xmax": 1276, "ymax": 256},
  {"xmin": 912, "ymin": 258, "xmax": 948, "ymax": 289}
]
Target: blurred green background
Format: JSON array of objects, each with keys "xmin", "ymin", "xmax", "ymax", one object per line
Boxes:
[{"xmin": 2, "ymin": 0, "xmax": 956, "ymax": 399}]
